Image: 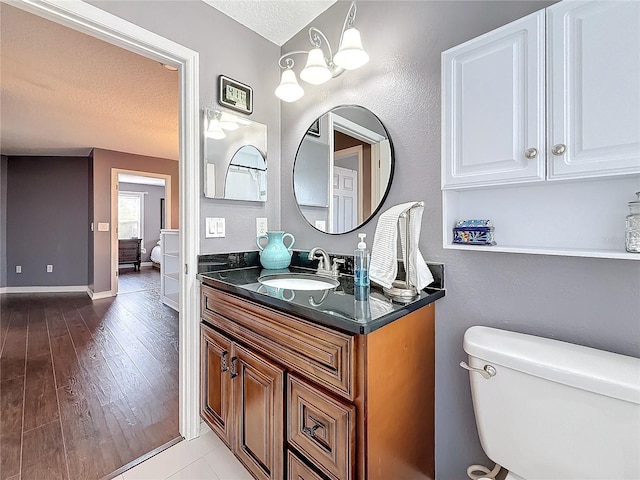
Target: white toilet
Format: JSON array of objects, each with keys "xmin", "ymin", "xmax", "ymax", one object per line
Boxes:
[{"xmin": 462, "ymin": 326, "xmax": 640, "ymax": 480}]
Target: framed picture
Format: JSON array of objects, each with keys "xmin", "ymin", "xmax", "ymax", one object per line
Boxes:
[
  {"xmin": 308, "ymin": 118, "xmax": 320, "ymax": 137},
  {"xmin": 218, "ymin": 75, "xmax": 253, "ymax": 114}
]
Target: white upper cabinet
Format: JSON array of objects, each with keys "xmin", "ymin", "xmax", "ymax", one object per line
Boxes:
[
  {"xmin": 442, "ymin": 10, "xmax": 546, "ymax": 188},
  {"xmin": 547, "ymin": 1, "xmax": 640, "ymax": 179}
]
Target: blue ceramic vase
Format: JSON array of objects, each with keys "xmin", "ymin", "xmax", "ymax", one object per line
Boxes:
[{"xmin": 256, "ymin": 231, "xmax": 295, "ymax": 269}]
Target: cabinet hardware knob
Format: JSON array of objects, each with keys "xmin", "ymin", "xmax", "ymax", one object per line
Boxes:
[
  {"xmin": 552, "ymin": 144, "xmax": 566, "ymax": 155},
  {"xmin": 221, "ymin": 351, "xmax": 228, "ymax": 372},
  {"xmin": 459, "ymin": 361, "xmax": 496, "ymax": 379},
  {"xmin": 524, "ymin": 147, "xmax": 538, "ymax": 159},
  {"xmin": 302, "ymin": 423, "xmax": 322, "ymax": 438},
  {"xmin": 230, "ymin": 356, "xmax": 238, "ymax": 378}
]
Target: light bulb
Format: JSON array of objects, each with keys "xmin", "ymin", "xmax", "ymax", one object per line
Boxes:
[
  {"xmin": 275, "ymin": 69, "xmax": 304, "ymax": 102},
  {"xmin": 334, "ymin": 27, "xmax": 369, "ymax": 70},
  {"xmin": 300, "ymin": 48, "xmax": 332, "ymax": 85}
]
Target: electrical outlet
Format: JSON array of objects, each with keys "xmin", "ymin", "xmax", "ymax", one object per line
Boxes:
[
  {"xmin": 47, "ymin": 264, "xmax": 53, "ymax": 273},
  {"xmin": 16, "ymin": 265, "xmax": 21, "ymax": 274},
  {"xmin": 256, "ymin": 218, "xmax": 268, "ymax": 236}
]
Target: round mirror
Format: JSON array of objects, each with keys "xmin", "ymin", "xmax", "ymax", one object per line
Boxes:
[{"xmin": 293, "ymin": 105, "xmax": 394, "ymax": 234}]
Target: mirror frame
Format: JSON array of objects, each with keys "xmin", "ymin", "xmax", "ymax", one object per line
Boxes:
[{"xmin": 293, "ymin": 105, "xmax": 395, "ymax": 235}]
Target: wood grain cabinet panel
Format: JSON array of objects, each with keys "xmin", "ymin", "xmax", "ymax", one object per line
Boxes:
[
  {"xmin": 287, "ymin": 374, "xmax": 355, "ymax": 480},
  {"xmin": 202, "ymin": 287, "xmax": 354, "ymax": 399},
  {"xmin": 233, "ymin": 343, "xmax": 284, "ymax": 480},
  {"xmin": 200, "ymin": 323, "xmax": 232, "ymax": 446},
  {"xmin": 200, "ymin": 283, "xmax": 436, "ymax": 480},
  {"xmin": 287, "ymin": 450, "xmax": 326, "ymax": 480}
]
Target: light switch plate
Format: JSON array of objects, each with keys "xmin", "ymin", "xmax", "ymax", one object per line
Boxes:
[
  {"xmin": 315, "ymin": 220, "xmax": 326, "ymax": 230},
  {"xmin": 98, "ymin": 222, "xmax": 109, "ymax": 232},
  {"xmin": 46, "ymin": 264, "xmax": 53, "ymax": 273},
  {"xmin": 16, "ymin": 266, "xmax": 21, "ymax": 274},
  {"xmin": 256, "ymin": 218, "xmax": 268, "ymax": 236},
  {"xmin": 205, "ymin": 217, "xmax": 225, "ymax": 238}
]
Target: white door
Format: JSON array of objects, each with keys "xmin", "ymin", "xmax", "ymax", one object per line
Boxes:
[
  {"xmin": 332, "ymin": 166, "xmax": 358, "ymax": 233},
  {"xmin": 442, "ymin": 10, "xmax": 546, "ymax": 188},
  {"xmin": 547, "ymin": 1, "xmax": 640, "ymax": 180}
]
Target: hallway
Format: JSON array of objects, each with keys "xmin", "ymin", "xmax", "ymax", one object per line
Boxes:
[{"xmin": 0, "ymin": 268, "xmax": 180, "ymax": 480}]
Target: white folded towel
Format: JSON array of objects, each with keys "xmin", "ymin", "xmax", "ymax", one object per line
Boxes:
[{"xmin": 370, "ymin": 201, "xmax": 434, "ymax": 291}]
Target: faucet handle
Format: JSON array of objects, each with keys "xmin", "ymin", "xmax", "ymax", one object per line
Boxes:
[{"xmin": 331, "ymin": 258, "xmax": 345, "ymax": 275}]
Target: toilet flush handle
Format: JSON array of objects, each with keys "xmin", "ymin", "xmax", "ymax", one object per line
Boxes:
[{"xmin": 460, "ymin": 361, "xmax": 497, "ymax": 379}]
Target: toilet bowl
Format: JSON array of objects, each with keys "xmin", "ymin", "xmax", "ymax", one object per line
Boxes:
[{"xmin": 462, "ymin": 326, "xmax": 640, "ymax": 480}]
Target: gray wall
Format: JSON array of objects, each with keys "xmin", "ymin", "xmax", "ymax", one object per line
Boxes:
[
  {"xmin": 118, "ymin": 182, "xmax": 165, "ymax": 262},
  {"xmin": 0, "ymin": 155, "xmax": 7, "ymax": 288},
  {"xmin": 6, "ymin": 156, "xmax": 89, "ymax": 287},
  {"xmin": 88, "ymin": 0, "xmax": 282, "ymax": 255},
  {"xmin": 280, "ymin": 1, "xmax": 640, "ymax": 479}
]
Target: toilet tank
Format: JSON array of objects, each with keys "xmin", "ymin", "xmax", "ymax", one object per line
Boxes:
[{"xmin": 463, "ymin": 326, "xmax": 640, "ymax": 480}]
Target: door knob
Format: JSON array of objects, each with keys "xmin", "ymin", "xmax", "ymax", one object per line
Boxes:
[
  {"xmin": 524, "ymin": 148, "xmax": 538, "ymax": 159},
  {"xmin": 551, "ymin": 144, "xmax": 566, "ymax": 156}
]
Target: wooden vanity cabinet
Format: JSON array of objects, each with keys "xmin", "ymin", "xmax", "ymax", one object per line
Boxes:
[{"xmin": 200, "ymin": 283, "xmax": 436, "ymax": 480}]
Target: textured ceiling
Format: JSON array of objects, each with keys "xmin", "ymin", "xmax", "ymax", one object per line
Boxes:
[
  {"xmin": 0, "ymin": 3, "xmax": 180, "ymax": 160},
  {"xmin": 202, "ymin": 0, "xmax": 337, "ymax": 46},
  {"xmin": 0, "ymin": 1, "xmax": 335, "ymax": 161}
]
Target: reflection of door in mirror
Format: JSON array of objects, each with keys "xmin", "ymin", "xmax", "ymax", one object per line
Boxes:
[{"xmin": 293, "ymin": 105, "xmax": 394, "ymax": 234}]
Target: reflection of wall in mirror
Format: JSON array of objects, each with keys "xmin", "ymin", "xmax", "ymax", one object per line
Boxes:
[
  {"xmin": 294, "ymin": 138, "xmax": 329, "ymax": 207},
  {"xmin": 224, "ymin": 166, "xmax": 267, "ymax": 201}
]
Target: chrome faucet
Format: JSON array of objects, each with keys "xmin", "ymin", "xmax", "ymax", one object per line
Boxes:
[
  {"xmin": 308, "ymin": 247, "xmax": 331, "ymax": 274},
  {"xmin": 308, "ymin": 247, "xmax": 344, "ymax": 277}
]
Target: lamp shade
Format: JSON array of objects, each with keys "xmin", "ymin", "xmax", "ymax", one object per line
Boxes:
[
  {"xmin": 334, "ymin": 27, "xmax": 369, "ymax": 70},
  {"xmin": 205, "ymin": 125, "xmax": 226, "ymax": 140},
  {"xmin": 275, "ymin": 69, "xmax": 304, "ymax": 102},
  {"xmin": 300, "ymin": 48, "xmax": 332, "ymax": 85}
]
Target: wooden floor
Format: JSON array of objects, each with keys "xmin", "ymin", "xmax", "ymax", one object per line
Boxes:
[{"xmin": 0, "ymin": 267, "xmax": 180, "ymax": 480}]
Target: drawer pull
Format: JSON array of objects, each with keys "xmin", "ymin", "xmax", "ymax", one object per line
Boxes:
[
  {"xmin": 302, "ymin": 422, "xmax": 323, "ymax": 438},
  {"xmin": 230, "ymin": 356, "xmax": 238, "ymax": 378},
  {"xmin": 221, "ymin": 350, "xmax": 229, "ymax": 372}
]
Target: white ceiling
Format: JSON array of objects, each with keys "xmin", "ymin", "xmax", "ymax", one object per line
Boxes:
[
  {"xmin": 202, "ymin": 0, "xmax": 337, "ymax": 46},
  {"xmin": 0, "ymin": 1, "xmax": 336, "ymax": 161}
]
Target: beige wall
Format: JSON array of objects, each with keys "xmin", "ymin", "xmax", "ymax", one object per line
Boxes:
[{"xmin": 91, "ymin": 148, "xmax": 178, "ymax": 293}]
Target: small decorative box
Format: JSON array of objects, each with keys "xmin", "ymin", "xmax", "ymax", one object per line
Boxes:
[{"xmin": 453, "ymin": 219, "xmax": 496, "ymax": 245}]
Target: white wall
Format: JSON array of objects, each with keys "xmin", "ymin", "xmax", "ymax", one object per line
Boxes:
[
  {"xmin": 88, "ymin": 0, "xmax": 282, "ymax": 255},
  {"xmin": 279, "ymin": 1, "xmax": 640, "ymax": 478}
]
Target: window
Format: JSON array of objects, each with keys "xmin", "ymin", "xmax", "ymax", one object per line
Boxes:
[{"xmin": 118, "ymin": 191, "xmax": 144, "ymax": 240}]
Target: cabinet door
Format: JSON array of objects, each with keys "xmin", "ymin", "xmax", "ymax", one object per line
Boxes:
[
  {"xmin": 547, "ymin": 1, "xmax": 640, "ymax": 179},
  {"xmin": 442, "ymin": 10, "xmax": 546, "ymax": 188},
  {"xmin": 232, "ymin": 343, "xmax": 284, "ymax": 480},
  {"xmin": 200, "ymin": 324, "xmax": 233, "ymax": 446}
]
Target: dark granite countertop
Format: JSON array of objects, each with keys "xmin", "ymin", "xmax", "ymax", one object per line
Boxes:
[{"xmin": 197, "ymin": 253, "xmax": 445, "ymax": 334}]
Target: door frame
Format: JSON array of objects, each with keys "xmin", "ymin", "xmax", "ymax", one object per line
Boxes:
[
  {"xmin": 111, "ymin": 168, "xmax": 172, "ymax": 295},
  {"xmin": 10, "ymin": 0, "xmax": 201, "ymax": 440}
]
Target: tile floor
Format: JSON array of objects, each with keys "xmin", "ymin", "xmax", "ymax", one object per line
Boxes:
[{"xmin": 113, "ymin": 425, "xmax": 252, "ymax": 480}]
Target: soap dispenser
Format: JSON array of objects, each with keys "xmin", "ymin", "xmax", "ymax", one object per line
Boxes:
[{"xmin": 354, "ymin": 233, "xmax": 370, "ymax": 300}]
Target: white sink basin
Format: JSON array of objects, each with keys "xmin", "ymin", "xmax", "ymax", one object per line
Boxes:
[{"xmin": 258, "ymin": 273, "xmax": 339, "ymax": 291}]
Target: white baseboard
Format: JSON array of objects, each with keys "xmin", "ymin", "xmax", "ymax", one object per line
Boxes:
[
  {"xmin": 141, "ymin": 261, "xmax": 153, "ymax": 267},
  {"xmin": 87, "ymin": 288, "xmax": 115, "ymax": 300},
  {"xmin": 0, "ymin": 285, "xmax": 88, "ymax": 294}
]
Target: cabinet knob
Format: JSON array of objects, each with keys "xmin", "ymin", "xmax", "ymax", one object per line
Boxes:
[
  {"xmin": 552, "ymin": 144, "xmax": 567, "ymax": 156},
  {"xmin": 524, "ymin": 148, "xmax": 538, "ymax": 159}
]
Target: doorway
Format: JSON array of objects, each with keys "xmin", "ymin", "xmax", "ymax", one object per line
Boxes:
[
  {"xmin": 10, "ymin": 0, "xmax": 201, "ymax": 446},
  {"xmin": 111, "ymin": 169, "xmax": 172, "ymax": 297}
]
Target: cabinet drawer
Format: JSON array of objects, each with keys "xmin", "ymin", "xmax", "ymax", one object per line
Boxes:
[
  {"xmin": 201, "ymin": 286, "xmax": 355, "ymax": 400},
  {"xmin": 287, "ymin": 374, "xmax": 355, "ymax": 480},
  {"xmin": 287, "ymin": 450, "xmax": 325, "ymax": 480}
]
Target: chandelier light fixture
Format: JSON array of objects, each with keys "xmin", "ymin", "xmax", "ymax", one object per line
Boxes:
[{"xmin": 275, "ymin": 1, "xmax": 369, "ymax": 103}]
